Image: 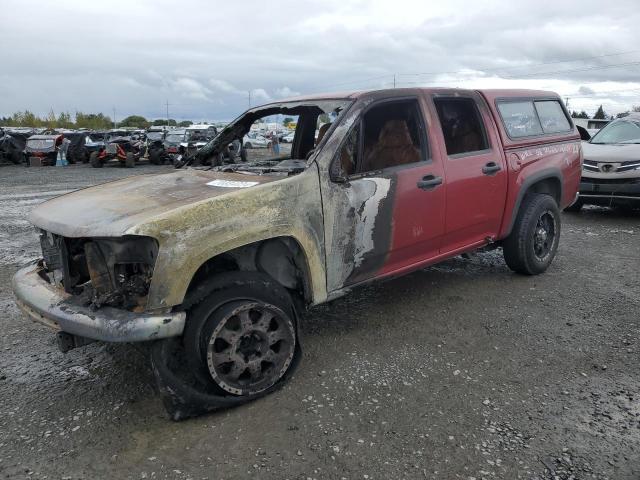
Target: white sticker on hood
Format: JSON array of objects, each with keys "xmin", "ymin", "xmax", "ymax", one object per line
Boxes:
[{"xmin": 207, "ymin": 179, "xmax": 259, "ymax": 188}]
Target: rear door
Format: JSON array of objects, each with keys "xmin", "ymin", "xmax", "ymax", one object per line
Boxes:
[{"xmin": 430, "ymin": 93, "xmax": 508, "ymax": 252}]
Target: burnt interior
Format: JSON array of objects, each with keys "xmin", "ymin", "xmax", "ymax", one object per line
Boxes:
[{"xmin": 39, "ymin": 230, "xmax": 158, "ymax": 311}]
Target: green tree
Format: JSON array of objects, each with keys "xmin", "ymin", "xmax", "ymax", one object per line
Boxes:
[
  {"xmin": 282, "ymin": 117, "xmax": 294, "ymax": 127},
  {"xmin": 616, "ymin": 111, "xmax": 630, "ymax": 118},
  {"xmin": 593, "ymin": 105, "xmax": 607, "ymax": 120},
  {"xmin": 57, "ymin": 111, "xmax": 74, "ymax": 129},
  {"xmin": 571, "ymin": 110, "xmax": 589, "ymax": 119},
  {"xmin": 75, "ymin": 112, "xmax": 113, "ymax": 130},
  {"xmin": 119, "ymin": 115, "xmax": 149, "ymax": 128},
  {"xmin": 178, "ymin": 120, "xmax": 193, "ymax": 127},
  {"xmin": 151, "ymin": 118, "xmax": 177, "ymax": 126}
]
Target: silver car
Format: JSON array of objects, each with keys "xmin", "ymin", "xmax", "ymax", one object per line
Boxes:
[{"xmin": 568, "ymin": 113, "xmax": 640, "ymax": 211}]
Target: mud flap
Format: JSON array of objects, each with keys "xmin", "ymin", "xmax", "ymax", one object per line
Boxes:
[{"xmin": 150, "ymin": 334, "xmax": 302, "ymax": 421}]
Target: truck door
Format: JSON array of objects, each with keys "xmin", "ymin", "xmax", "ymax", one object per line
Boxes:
[
  {"xmin": 430, "ymin": 93, "xmax": 508, "ymax": 252},
  {"xmin": 319, "ymin": 96, "xmax": 446, "ymax": 293}
]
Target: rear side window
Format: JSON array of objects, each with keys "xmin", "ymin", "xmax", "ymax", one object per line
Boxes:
[
  {"xmin": 433, "ymin": 98, "xmax": 489, "ymax": 155},
  {"xmin": 497, "ymin": 101, "xmax": 542, "ymax": 137},
  {"xmin": 498, "ymin": 99, "xmax": 571, "ymax": 138},
  {"xmin": 534, "ymin": 101, "xmax": 571, "ymax": 134}
]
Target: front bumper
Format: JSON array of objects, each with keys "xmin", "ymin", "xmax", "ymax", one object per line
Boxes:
[
  {"xmin": 578, "ymin": 178, "xmax": 640, "ymax": 204},
  {"xmin": 12, "ymin": 260, "xmax": 186, "ymax": 343}
]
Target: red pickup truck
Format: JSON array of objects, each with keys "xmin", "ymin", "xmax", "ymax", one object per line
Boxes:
[{"xmin": 13, "ymin": 88, "xmax": 582, "ymax": 418}]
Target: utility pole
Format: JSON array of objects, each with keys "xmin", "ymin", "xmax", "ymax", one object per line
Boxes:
[
  {"xmin": 393, "ymin": 74, "xmax": 396, "ymax": 88},
  {"xmin": 166, "ymin": 99, "xmax": 170, "ymax": 127},
  {"xmin": 112, "ymin": 107, "xmax": 116, "ymax": 128},
  {"xmin": 248, "ymin": 90, "xmax": 252, "ymax": 107},
  {"xmin": 565, "ymin": 97, "xmax": 570, "ymax": 108}
]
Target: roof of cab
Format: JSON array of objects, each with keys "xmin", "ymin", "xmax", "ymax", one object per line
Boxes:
[{"xmin": 274, "ymin": 87, "xmax": 561, "ymax": 103}]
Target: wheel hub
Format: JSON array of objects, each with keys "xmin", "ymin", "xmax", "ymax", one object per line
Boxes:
[
  {"xmin": 533, "ymin": 211, "xmax": 556, "ymax": 260},
  {"xmin": 236, "ymin": 331, "xmax": 267, "ymax": 361},
  {"xmin": 206, "ymin": 302, "xmax": 296, "ymax": 395}
]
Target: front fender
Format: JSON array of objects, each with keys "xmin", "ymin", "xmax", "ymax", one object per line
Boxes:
[{"xmin": 129, "ymin": 167, "xmax": 327, "ymax": 310}]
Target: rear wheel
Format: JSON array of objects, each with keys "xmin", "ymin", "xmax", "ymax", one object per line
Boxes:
[
  {"xmin": 90, "ymin": 151, "xmax": 102, "ymax": 168},
  {"xmin": 10, "ymin": 150, "xmax": 23, "ymax": 165},
  {"xmin": 149, "ymin": 148, "xmax": 162, "ymax": 165},
  {"xmin": 125, "ymin": 152, "xmax": 135, "ymax": 168},
  {"xmin": 503, "ymin": 193, "xmax": 561, "ymax": 275},
  {"xmin": 183, "ymin": 272, "xmax": 298, "ymax": 397}
]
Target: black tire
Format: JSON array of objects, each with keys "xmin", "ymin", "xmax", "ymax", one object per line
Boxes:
[
  {"xmin": 125, "ymin": 152, "xmax": 135, "ymax": 168},
  {"xmin": 183, "ymin": 272, "xmax": 299, "ymax": 397},
  {"xmin": 244, "ymin": 142, "xmax": 252, "ymax": 149},
  {"xmin": 90, "ymin": 151, "xmax": 102, "ymax": 168},
  {"xmin": 503, "ymin": 193, "xmax": 561, "ymax": 275},
  {"xmin": 149, "ymin": 148, "xmax": 162, "ymax": 165},
  {"xmin": 564, "ymin": 198, "xmax": 583, "ymax": 212},
  {"xmin": 10, "ymin": 150, "xmax": 23, "ymax": 165},
  {"xmin": 65, "ymin": 148, "xmax": 76, "ymax": 164}
]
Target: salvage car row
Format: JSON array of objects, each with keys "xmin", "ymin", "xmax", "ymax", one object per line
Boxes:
[{"xmin": 0, "ymin": 124, "xmax": 222, "ymax": 168}]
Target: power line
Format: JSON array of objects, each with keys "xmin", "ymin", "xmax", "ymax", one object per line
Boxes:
[
  {"xmin": 502, "ymin": 60, "xmax": 640, "ymax": 79},
  {"xmin": 398, "ymin": 49, "xmax": 640, "ymax": 79}
]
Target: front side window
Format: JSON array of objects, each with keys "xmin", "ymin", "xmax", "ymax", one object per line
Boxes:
[
  {"xmin": 358, "ymin": 99, "xmax": 426, "ymax": 174},
  {"xmin": 434, "ymin": 98, "xmax": 489, "ymax": 155}
]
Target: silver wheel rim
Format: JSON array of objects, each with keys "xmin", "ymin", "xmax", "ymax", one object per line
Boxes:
[
  {"xmin": 533, "ymin": 210, "xmax": 556, "ymax": 261},
  {"xmin": 206, "ymin": 302, "xmax": 295, "ymax": 395}
]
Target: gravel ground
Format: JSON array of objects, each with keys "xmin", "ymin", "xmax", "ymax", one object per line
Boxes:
[{"xmin": 0, "ymin": 163, "xmax": 638, "ymax": 480}]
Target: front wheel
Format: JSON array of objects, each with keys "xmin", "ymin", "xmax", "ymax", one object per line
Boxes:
[
  {"xmin": 503, "ymin": 193, "xmax": 561, "ymax": 275},
  {"xmin": 183, "ymin": 272, "xmax": 299, "ymax": 397}
]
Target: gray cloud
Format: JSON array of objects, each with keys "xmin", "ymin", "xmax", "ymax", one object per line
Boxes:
[{"xmin": 1, "ymin": 0, "xmax": 640, "ymax": 120}]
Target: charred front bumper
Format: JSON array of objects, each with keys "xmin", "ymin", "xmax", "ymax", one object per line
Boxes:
[{"xmin": 12, "ymin": 260, "xmax": 185, "ymax": 343}]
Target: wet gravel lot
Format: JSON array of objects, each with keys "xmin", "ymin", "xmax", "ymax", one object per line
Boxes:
[{"xmin": 0, "ymin": 164, "xmax": 638, "ymax": 480}]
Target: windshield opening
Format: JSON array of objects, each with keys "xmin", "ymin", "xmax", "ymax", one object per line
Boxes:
[
  {"xmin": 146, "ymin": 131, "xmax": 164, "ymax": 141},
  {"xmin": 590, "ymin": 119, "xmax": 640, "ymax": 144},
  {"xmin": 179, "ymin": 99, "xmax": 352, "ymax": 170}
]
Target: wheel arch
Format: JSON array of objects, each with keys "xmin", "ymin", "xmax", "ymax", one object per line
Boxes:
[
  {"xmin": 504, "ymin": 168, "xmax": 562, "ymax": 237},
  {"xmin": 182, "ymin": 236, "xmax": 315, "ymax": 310}
]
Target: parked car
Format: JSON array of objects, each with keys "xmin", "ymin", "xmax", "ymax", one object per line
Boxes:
[
  {"xmin": 145, "ymin": 129, "xmax": 170, "ymax": 165},
  {"xmin": 89, "ymin": 131, "xmax": 143, "ymax": 168},
  {"xmin": 24, "ymin": 134, "xmax": 63, "ymax": 166},
  {"xmin": 566, "ymin": 112, "xmax": 640, "ymax": 211},
  {"xmin": 63, "ymin": 131, "xmax": 93, "ymax": 164},
  {"xmin": 281, "ymin": 132, "xmax": 295, "ymax": 143},
  {"xmin": 243, "ymin": 131, "xmax": 271, "ymax": 149},
  {"xmin": 0, "ymin": 130, "xmax": 30, "ymax": 164},
  {"xmin": 163, "ymin": 129, "xmax": 183, "ymax": 151},
  {"xmin": 12, "ymin": 88, "xmax": 580, "ymax": 419}
]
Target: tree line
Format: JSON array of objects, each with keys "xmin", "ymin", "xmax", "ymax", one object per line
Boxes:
[
  {"xmin": 0, "ymin": 110, "xmax": 195, "ymax": 130},
  {"xmin": 571, "ymin": 104, "xmax": 640, "ymax": 120}
]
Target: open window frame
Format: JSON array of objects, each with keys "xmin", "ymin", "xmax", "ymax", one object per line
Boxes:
[{"xmin": 329, "ymin": 96, "xmax": 431, "ymax": 183}]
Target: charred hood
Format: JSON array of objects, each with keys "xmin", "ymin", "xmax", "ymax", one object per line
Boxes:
[{"xmin": 29, "ymin": 169, "xmax": 283, "ymax": 237}]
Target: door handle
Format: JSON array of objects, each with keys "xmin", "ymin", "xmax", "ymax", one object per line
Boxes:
[
  {"xmin": 417, "ymin": 175, "xmax": 443, "ymax": 190},
  {"xmin": 482, "ymin": 162, "xmax": 501, "ymax": 175}
]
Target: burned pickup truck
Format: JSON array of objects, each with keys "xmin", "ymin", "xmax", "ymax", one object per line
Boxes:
[{"xmin": 12, "ymin": 88, "xmax": 581, "ymax": 419}]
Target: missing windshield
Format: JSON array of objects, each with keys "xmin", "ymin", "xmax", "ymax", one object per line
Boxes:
[{"xmin": 176, "ymin": 99, "xmax": 352, "ymax": 170}]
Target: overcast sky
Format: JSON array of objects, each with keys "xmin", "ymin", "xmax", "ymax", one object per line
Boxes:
[{"xmin": 2, "ymin": 0, "xmax": 640, "ymax": 121}]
